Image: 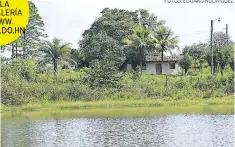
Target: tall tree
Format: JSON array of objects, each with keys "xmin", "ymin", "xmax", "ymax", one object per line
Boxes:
[
  {"xmin": 80, "ymin": 32, "xmax": 123, "ymax": 87},
  {"xmin": 205, "ymin": 32, "xmax": 233, "ymax": 75},
  {"xmin": 152, "ymin": 26, "xmax": 179, "ymax": 75},
  {"xmin": 80, "ymin": 32, "xmax": 122, "ymax": 67},
  {"xmin": 182, "ymin": 43, "xmax": 207, "ymax": 73},
  {"xmin": 218, "ymin": 44, "xmax": 234, "ymax": 75},
  {"xmin": 84, "ymin": 58, "xmax": 120, "ymax": 87},
  {"xmin": 138, "ymin": 9, "xmax": 165, "ymax": 30},
  {"xmin": 21, "ymin": 1, "xmax": 47, "ymax": 58},
  {"xmin": 80, "ymin": 8, "xmax": 165, "ymax": 70},
  {"xmin": 228, "ymin": 44, "xmax": 234, "ymax": 72},
  {"xmin": 39, "ymin": 38, "xmax": 73, "ymax": 75},
  {"xmin": 82, "ymin": 8, "xmax": 138, "ymax": 43},
  {"xmin": 69, "ymin": 48, "xmax": 87, "ymax": 69},
  {"xmin": 82, "ymin": 8, "xmax": 165, "ymax": 43},
  {"xmin": 123, "ymin": 25, "xmax": 153, "ymax": 74},
  {"xmin": 179, "ymin": 55, "xmax": 193, "ymax": 75}
]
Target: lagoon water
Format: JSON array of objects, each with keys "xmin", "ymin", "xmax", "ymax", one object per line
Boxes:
[{"xmin": 1, "ymin": 114, "xmax": 234, "ymax": 147}]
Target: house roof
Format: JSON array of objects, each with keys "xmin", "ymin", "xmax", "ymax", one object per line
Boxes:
[{"xmin": 146, "ymin": 55, "xmax": 182, "ymax": 62}]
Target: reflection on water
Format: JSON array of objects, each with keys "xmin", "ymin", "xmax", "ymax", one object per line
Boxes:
[{"xmin": 1, "ymin": 114, "xmax": 234, "ymax": 147}]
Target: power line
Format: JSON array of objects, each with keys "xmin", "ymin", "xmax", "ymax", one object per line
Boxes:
[{"xmin": 177, "ymin": 29, "xmax": 210, "ymax": 36}]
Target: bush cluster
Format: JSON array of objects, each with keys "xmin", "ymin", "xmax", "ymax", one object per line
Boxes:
[{"xmin": 1, "ymin": 60, "xmax": 233, "ymax": 106}]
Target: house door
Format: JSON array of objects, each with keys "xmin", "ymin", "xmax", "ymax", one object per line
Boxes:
[{"xmin": 156, "ymin": 64, "xmax": 162, "ymax": 75}]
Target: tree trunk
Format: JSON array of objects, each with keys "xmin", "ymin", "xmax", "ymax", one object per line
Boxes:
[
  {"xmin": 11, "ymin": 43, "xmax": 14, "ymax": 59},
  {"xmin": 229, "ymin": 61, "xmax": 234, "ymax": 72},
  {"xmin": 199, "ymin": 63, "xmax": 202, "ymax": 75},
  {"xmin": 140, "ymin": 47, "xmax": 143, "ymax": 74},
  {"xmin": 23, "ymin": 31, "xmax": 26, "ymax": 58},
  {"xmin": 15, "ymin": 42, "xmax": 18, "ymax": 58},
  {"xmin": 220, "ymin": 68, "xmax": 224, "ymax": 76},
  {"xmin": 185, "ymin": 69, "xmax": 188, "ymax": 76},
  {"xmin": 53, "ymin": 59, "xmax": 58, "ymax": 76},
  {"xmin": 213, "ymin": 65, "xmax": 216, "ymax": 76},
  {"xmin": 165, "ymin": 75, "xmax": 168, "ymax": 86},
  {"xmin": 140, "ymin": 57, "xmax": 143, "ymax": 74},
  {"xmin": 161, "ymin": 50, "xmax": 163, "ymax": 75},
  {"xmin": 164, "ymin": 75, "xmax": 168, "ymax": 96},
  {"xmin": 76, "ymin": 61, "xmax": 79, "ymax": 69},
  {"xmin": 131, "ymin": 62, "xmax": 138, "ymax": 71}
]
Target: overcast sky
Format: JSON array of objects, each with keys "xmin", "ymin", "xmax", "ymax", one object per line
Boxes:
[
  {"xmin": 1, "ymin": 0, "xmax": 234, "ymax": 57},
  {"xmin": 32, "ymin": 0, "xmax": 234, "ymax": 49}
]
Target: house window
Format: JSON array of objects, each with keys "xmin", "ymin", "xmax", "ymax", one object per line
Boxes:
[
  {"xmin": 142, "ymin": 64, "xmax": 146, "ymax": 70},
  {"xmin": 169, "ymin": 63, "xmax": 175, "ymax": 69}
]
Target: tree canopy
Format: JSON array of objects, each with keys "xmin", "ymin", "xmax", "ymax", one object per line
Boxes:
[
  {"xmin": 39, "ymin": 38, "xmax": 73, "ymax": 75},
  {"xmin": 151, "ymin": 26, "xmax": 179, "ymax": 75}
]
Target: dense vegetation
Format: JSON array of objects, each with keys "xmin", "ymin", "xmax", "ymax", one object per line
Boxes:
[
  {"xmin": 1, "ymin": 58, "xmax": 234, "ymax": 106},
  {"xmin": 1, "ymin": 2, "xmax": 234, "ymax": 106}
]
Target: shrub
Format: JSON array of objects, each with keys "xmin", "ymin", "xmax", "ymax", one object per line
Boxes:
[
  {"xmin": 174, "ymin": 78, "xmax": 189, "ymax": 90},
  {"xmin": 83, "ymin": 59, "xmax": 120, "ymax": 87},
  {"xmin": 226, "ymin": 74, "xmax": 234, "ymax": 94},
  {"xmin": 1, "ymin": 60, "xmax": 233, "ymax": 106}
]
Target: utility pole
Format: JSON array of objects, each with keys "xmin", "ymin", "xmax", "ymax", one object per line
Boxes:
[
  {"xmin": 211, "ymin": 20, "xmax": 213, "ymax": 75},
  {"xmin": 226, "ymin": 24, "xmax": 228, "ymax": 45},
  {"xmin": 210, "ymin": 17, "xmax": 221, "ymax": 75}
]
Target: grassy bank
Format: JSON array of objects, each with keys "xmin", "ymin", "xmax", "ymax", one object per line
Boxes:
[
  {"xmin": 1, "ymin": 96, "xmax": 234, "ymax": 112},
  {"xmin": 2, "ymin": 105, "xmax": 234, "ymax": 120},
  {"xmin": 1, "ymin": 100, "xmax": 234, "ymax": 120}
]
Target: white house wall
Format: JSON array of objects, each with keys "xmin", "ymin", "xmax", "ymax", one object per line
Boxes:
[
  {"xmin": 144, "ymin": 62, "xmax": 156, "ymax": 74},
  {"xmin": 126, "ymin": 64, "xmax": 132, "ymax": 71},
  {"xmin": 145, "ymin": 62, "xmax": 181, "ymax": 75},
  {"xmin": 162, "ymin": 63, "xmax": 168, "ymax": 75},
  {"xmin": 126, "ymin": 62, "xmax": 181, "ymax": 75},
  {"xmin": 162, "ymin": 62, "xmax": 181, "ymax": 75}
]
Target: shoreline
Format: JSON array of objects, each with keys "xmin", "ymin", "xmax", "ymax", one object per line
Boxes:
[{"xmin": 1, "ymin": 96, "xmax": 234, "ymax": 112}]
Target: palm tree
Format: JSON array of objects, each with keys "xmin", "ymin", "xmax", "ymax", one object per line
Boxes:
[
  {"xmin": 39, "ymin": 38, "xmax": 74, "ymax": 75},
  {"xmin": 151, "ymin": 26, "xmax": 179, "ymax": 75},
  {"xmin": 123, "ymin": 25, "xmax": 153, "ymax": 74}
]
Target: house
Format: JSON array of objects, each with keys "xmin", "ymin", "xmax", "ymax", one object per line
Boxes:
[{"xmin": 124, "ymin": 55, "xmax": 183, "ymax": 75}]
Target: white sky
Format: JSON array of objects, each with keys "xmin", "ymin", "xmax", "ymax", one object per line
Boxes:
[
  {"xmin": 1, "ymin": 0, "xmax": 235, "ymax": 57},
  {"xmin": 32, "ymin": 0, "xmax": 235, "ymax": 49}
]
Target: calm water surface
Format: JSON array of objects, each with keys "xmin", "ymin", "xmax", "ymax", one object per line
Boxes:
[{"xmin": 1, "ymin": 114, "xmax": 234, "ymax": 147}]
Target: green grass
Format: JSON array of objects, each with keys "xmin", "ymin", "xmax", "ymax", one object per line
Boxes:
[
  {"xmin": 1, "ymin": 97, "xmax": 233, "ymax": 120},
  {"xmin": 1, "ymin": 96, "xmax": 234, "ymax": 112},
  {"xmin": 1, "ymin": 105, "xmax": 234, "ymax": 121}
]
